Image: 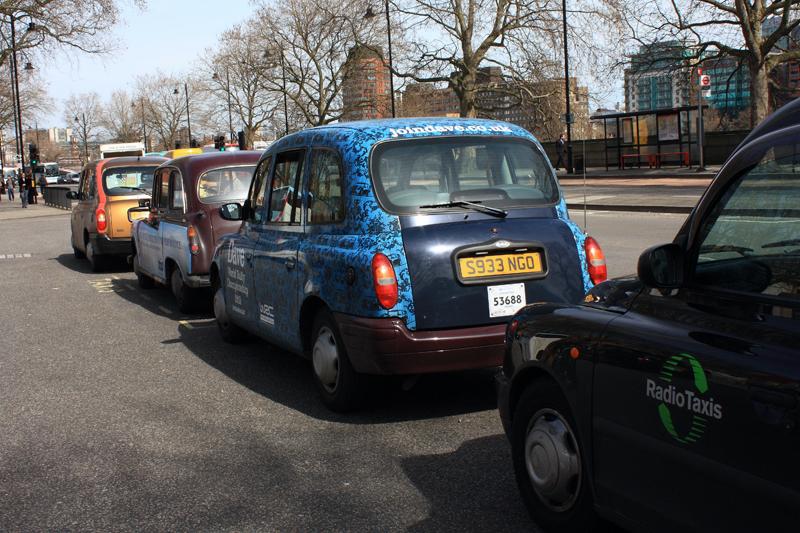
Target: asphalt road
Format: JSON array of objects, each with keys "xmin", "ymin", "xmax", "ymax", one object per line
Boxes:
[{"xmin": 0, "ymin": 208, "xmax": 685, "ymax": 531}]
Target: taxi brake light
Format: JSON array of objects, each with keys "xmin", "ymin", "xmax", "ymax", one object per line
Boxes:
[
  {"xmin": 187, "ymin": 225, "xmax": 199, "ymax": 255},
  {"xmin": 95, "ymin": 207, "xmax": 107, "ymax": 234},
  {"xmin": 371, "ymin": 253, "xmax": 398, "ymax": 309},
  {"xmin": 584, "ymin": 236, "xmax": 607, "ymax": 285}
]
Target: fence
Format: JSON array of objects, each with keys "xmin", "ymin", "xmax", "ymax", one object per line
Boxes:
[{"xmin": 43, "ymin": 186, "xmax": 74, "ymax": 210}]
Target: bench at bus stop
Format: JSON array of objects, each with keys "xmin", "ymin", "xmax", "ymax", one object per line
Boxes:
[{"xmin": 620, "ymin": 151, "xmax": 691, "ymax": 170}]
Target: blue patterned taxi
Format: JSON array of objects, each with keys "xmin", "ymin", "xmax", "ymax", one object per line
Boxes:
[{"xmin": 211, "ymin": 118, "xmax": 606, "ymax": 411}]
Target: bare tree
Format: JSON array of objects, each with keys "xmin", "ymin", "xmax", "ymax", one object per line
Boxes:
[
  {"xmin": 0, "ymin": 71, "xmax": 53, "ymax": 131},
  {"xmin": 64, "ymin": 92, "xmax": 102, "ymax": 163},
  {"xmin": 0, "ymin": 0, "xmax": 145, "ymax": 66},
  {"xmin": 620, "ymin": 0, "xmax": 800, "ymax": 124},
  {"xmin": 100, "ymin": 89, "xmax": 140, "ymax": 142},
  {"xmin": 200, "ymin": 23, "xmax": 281, "ymax": 148},
  {"xmin": 254, "ymin": 0, "xmax": 381, "ymax": 127},
  {"xmin": 136, "ymin": 72, "xmax": 195, "ymax": 150}
]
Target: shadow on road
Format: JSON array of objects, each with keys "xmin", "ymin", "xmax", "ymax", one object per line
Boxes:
[
  {"xmin": 107, "ymin": 276, "xmax": 498, "ymax": 424},
  {"xmin": 53, "ymin": 252, "xmax": 133, "ymax": 274}
]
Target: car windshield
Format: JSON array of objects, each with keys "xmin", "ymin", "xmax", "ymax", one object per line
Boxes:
[
  {"xmin": 371, "ymin": 137, "xmax": 558, "ymax": 214},
  {"xmin": 103, "ymin": 166, "xmax": 156, "ymax": 195},
  {"xmin": 197, "ymin": 165, "xmax": 255, "ymax": 204}
]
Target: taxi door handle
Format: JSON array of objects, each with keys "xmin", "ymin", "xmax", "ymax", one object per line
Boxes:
[{"xmin": 285, "ymin": 257, "xmax": 296, "ymax": 270}]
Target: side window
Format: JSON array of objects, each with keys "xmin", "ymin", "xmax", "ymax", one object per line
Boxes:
[
  {"xmin": 307, "ymin": 149, "xmax": 345, "ymax": 224},
  {"xmin": 87, "ymin": 169, "xmax": 97, "ymax": 199},
  {"xmin": 247, "ymin": 156, "xmax": 272, "ymax": 224},
  {"xmin": 268, "ymin": 150, "xmax": 305, "ymax": 224},
  {"xmin": 169, "ymin": 170, "xmax": 184, "ymax": 211},
  {"xmin": 693, "ymin": 142, "xmax": 800, "ymax": 300},
  {"xmin": 157, "ymin": 169, "xmax": 170, "ymax": 209}
]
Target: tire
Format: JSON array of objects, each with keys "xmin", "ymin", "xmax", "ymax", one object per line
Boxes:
[
  {"xmin": 311, "ymin": 309, "xmax": 364, "ymax": 412},
  {"xmin": 170, "ymin": 267, "xmax": 196, "ymax": 313},
  {"xmin": 85, "ymin": 240, "xmax": 104, "ymax": 272},
  {"xmin": 73, "ymin": 245, "xmax": 85, "ymax": 259},
  {"xmin": 212, "ymin": 279, "xmax": 247, "ymax": 343},
  {"xmin": 511, "ymin": 381, "xmax": 597, "ymax": 533}
]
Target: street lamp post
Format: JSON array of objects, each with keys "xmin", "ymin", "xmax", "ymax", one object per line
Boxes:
[
  {"xmin": 10, "ymin": 15, "xmax": 26, "ymax": 170},
  {"xmin": 132, "ymin": 98, "xmax": 149, "ymax": 152},
  {"xmin": 365, "ymin": 1, "xmax": 396, "ymax": 118},
  {"xmin": 213, "ymin": 69, "xmax": 235, "ymax": 143},
  {"xmin": 174, "ymin": 84, "xmax": 192, "ymax": 147},
  {"xmin": 561, "ymin": 0, "xmax": 573, "ymax": 174}
]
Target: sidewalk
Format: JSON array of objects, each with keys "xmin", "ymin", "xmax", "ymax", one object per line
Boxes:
[{"xmin": 0, "ymin": 196, "xmax": 69, "ymax": 221}]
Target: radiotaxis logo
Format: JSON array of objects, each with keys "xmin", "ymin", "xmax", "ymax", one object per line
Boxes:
[{"xmin": 645, "ymin": 353, "xmax": 723, "ymax": 444}]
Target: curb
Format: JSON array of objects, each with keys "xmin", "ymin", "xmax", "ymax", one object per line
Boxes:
[{"xmin": 566, "ymin": 203, "xmax": 693, "ymax": 214}]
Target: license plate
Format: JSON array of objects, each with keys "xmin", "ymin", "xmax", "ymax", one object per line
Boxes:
[
  {"xmin": 459, "ymin": 251, "xmax": 543, "ymax": 280},
  {"xmin": 488, "ymin": 283, "xmax": 526, "ymax": 318}
]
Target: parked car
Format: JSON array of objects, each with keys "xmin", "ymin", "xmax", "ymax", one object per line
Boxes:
[
  {"xmin": 130, "ymin": 151, "xmax": 261, "ymax": 311},
  {"xmin": 58, "ymin": 171, "xmax": 80, "ymax": 184},
  {"xmin": 210, "ymin": 118, "xmax": 606, "ymax": 411},
  {"xmin": 497, "ymin": 100, "xmax": 800, "ymax": 532},
  {"xmin": 68, "ymin": 156, "xmax": 167, "ymax": 271}
]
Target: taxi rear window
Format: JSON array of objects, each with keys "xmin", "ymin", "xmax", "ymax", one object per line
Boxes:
[
  {"xmin": 102, "ymin": 166, "xmax": 156, "ymax": 196},
  {"xmin": 371, "ymin": 137, "xmax": 558, "ymax": 214},
  {"xmin": 197, "ymin": 166, "xmax": 255, "ymax": 204}
]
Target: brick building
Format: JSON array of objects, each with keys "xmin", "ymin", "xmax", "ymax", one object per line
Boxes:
[{"xmin": 341, "ymin": 45, "xmax": 391, "ymax": 121}]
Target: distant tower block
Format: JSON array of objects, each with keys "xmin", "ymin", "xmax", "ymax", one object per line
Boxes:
[{"xmin": 342, "ymin": 45, "xmax": 391, "ymax": 121}]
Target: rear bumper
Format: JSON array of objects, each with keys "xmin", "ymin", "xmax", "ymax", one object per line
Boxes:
[
  {"xmin": 334, "ymin": 313, "xmax": 505, "ymax": 375},
  {"xmin": 90, "ymin": 234, "xmax": 132, "ymax": 257}
]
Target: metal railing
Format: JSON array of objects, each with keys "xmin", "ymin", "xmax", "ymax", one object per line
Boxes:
[{"xmin": 43, "ymin": 186, "xmax": 74, "ymax": 210}]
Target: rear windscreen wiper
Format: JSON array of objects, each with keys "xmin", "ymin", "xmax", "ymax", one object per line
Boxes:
[
  {"xmin": 419, "ymin": 200, "xmax": 508, "ymax": 218},
  {"xmin": 698, "ymin": 244, "xmax": 752, "ymax": 256}
]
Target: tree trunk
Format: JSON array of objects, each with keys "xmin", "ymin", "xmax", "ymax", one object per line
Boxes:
[
  {"xmin": 750, "ymin": 60, "xmax": 770, "ymax": 127},
  {"xmin": 458, "ymin": 77, "xmax": 478, "ymax": 118}
]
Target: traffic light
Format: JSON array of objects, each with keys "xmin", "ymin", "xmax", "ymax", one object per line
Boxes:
[
  {"xmin": 214, "ymin": 135, "xmax": 225, "ymax": 151},
  {"xmin": 237, "ymin": 131, "xmax": 245, "ymax": 150},
  {"xmin": 28, "ymin": 143, "xmax": 39, "ymax": 165}
]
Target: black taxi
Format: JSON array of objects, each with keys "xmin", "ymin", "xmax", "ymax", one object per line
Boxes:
[{"xmin": 497, "ymin": 99, "xmax": 800, "ymax": 532}]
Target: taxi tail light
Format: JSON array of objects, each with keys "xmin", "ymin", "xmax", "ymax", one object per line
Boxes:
[
  {"xmin": 371, "ymin": 253, "xmax": 398, "ymax": 310},
  {"xmin": 187, "ymin": 225, "xmax": 199, "ymax": 255},
  {"xmin": 584, "ymin": 236, "xmax": 607, "ymax": 285},
  {"xmin": 95, "ymin": 207, "xmax": 107, "ymax": 234}
]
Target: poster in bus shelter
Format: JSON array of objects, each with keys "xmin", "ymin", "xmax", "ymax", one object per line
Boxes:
[
  {"xmin": 659, "ymin": 114, "xmax": 680, "ymax": 141},
  {"xmin": 622, "ymin": 118, "xmax": 634, "ymax": 144}
]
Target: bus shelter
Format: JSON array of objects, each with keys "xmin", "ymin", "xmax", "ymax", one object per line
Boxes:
[{"xmin": 593, "ymin": 106, "xmax": 708, "ymax": 170}]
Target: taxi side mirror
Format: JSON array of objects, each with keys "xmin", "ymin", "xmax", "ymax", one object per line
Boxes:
[
  {"xmin": 638, "ymin": 243, "xmax": 684, "ymax": 289},
  {"xmin": 127, "ymin": 206, "xmax": 150, "ymax": 223},
  {"xmin": 220, "ymin": 202, "xmax": 243, "ymax": 221}
]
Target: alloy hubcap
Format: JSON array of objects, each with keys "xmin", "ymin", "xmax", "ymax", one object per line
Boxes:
[
  {"xmin": 312, "ymin": 326, "xmax": 339, "ymax": 393},
  {"xmin": 524, "ymin": 408, "xmax": 582, "ymax": 512}
]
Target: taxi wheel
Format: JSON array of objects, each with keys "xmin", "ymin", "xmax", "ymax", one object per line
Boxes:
[
  {"xmin": 133, "ymin": 253, "xmax": 155, "ymax": 289},
  {"xmin": 311, "ymin": 310, "xmax": 363, "ymax": 412},
  {"xmin": 72, "ymin": 242, "xmax": 85, "ymax": 259},
  {"xmin": 171, "ymin": 268, "xmax": 196, "ymax": 313},
  {"xmin": 85, "ymin": 240, "xmax": 104, "ymax": 272},
  {"xmin": 511, "ymin": 381, "xmax": 597, "ymax": 533},
  {"xmin": 213, "ymin": 282, "xmax": 247, "ymax": 344}
]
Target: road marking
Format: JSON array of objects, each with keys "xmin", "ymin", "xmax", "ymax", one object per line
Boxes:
[
  {"xmin": 179, "ymin": 319, "xmax": 216, "ymax": 330},
  {"xmin": 0, "ymin": 253, "xmax": 32, "ymax": 260},
  {"xmin": 87, "ymin": 278, "xmax": 127, "ymax": 294}
]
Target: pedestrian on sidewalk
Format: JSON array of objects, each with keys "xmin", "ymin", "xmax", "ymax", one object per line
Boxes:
[
  {"xmin": 38, "ymin": 173, "xmax": 46, "ymax": 196},
  {"xmin": 18, "ymin": 172, "xmax": 28, "ymax": 208},
  {"xmin": 6, "ymin": 175, "xmax": 14, "ymax": 202},
  {"xmin": 555, "ymin": 133, "xmax": 566, "ymax": 170},
  {"xmin": 26, "ymin": 171, "xmax": 37, "ymax": 205}
]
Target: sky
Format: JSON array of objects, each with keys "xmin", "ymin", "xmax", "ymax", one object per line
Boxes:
[{"xmin": 41, "ymin": 0, "xmax": 256, "ymax": 128}]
